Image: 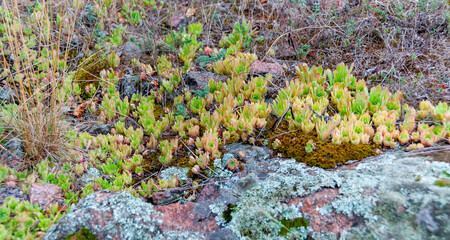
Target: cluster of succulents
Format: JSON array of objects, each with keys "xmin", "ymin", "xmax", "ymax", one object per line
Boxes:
[
  {"xmin": 1, "ymin": 2, "xmax": 449, "ymax": 236},
  {"xmin": 271, "ymin": 62, "xmax": 449, "ymax": 152},
  {"xmin": 0, "ymin": 197, "xmax": 62, "ymax": 239}
]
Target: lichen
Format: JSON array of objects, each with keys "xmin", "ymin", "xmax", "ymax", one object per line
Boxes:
[
  {"xmin": 44, "ymin": 191, "xmax": 165, "ymax": 240},
  {"xmin": 218, "ymin": 148, "xmax": 449, "ymax": 240},
  {"xmin": 160, "ymin": 167, "xmax": 189, "ymax": 181}
]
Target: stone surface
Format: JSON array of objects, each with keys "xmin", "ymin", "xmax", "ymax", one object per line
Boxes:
[
  {"xmin": 148, "ymin": 186, "xmax": 190, "ymax": 205},
  {"xmin": 118, "ymin": 75, "xmax": 153, "ymax": 100},
  {"xmin": 44, "ymin": 191, "xmax": 205, "ymax": 240},
  {"xmin": 46, "ymin": 144, "xmax": 450, "ymax": 239},
  {"xmin": 249, "ymin": 61, "xmax": 284, "ymax": 77},
  {"xmin": 74, "ymin": 168, "xmax": 103, "ymax": 189},
  {"xmin": 0, "ymin": 186, "xmax": 28, "ymax": 205},
  {"xmin": 154, "ymin": 202, "xmax": 220, "ymax": 234},
  {"xmin": 184, "ymin": 71, "xmax": 229, "ymax": 92},
  {"xmin": 0, "ymin": 137, "xmax": 24, "ymax": 165},
  {"xmin": 0, "ymin": 85, "xmax": 17, "ymax": 103},
  {"xmin": 29, "ymin": 183, "xmax": 64, "ymax": 209},
  {"xmin": 160, "ymin": 167, "xmax": 189, "ymax": 181},
  {"xmin": 122, "ymin": 41, "xmax": 144, "ymax": 60},
  {"xmin": 88, "ymin": 124, "xmax": 111, "ymax": 136},
  {"xmin": 169, "ymin": 13, "xmax": 185, "ymax": 29}
]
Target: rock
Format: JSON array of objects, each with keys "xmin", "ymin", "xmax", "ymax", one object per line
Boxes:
[
  {"xmin": 29, "ymin": 183, "xmax": 63, "ymax": 209},
  {"xmin": 46, "ymin": 148, "xmax": 449, "ymax": 239},
  {"xmin": 74, "ymin": 168, "xmax": 103, "ymax": 189},
  {"xmin": 184, "ymin": 71, "xmax": 229, "ymax": 92},
  {"xmin": 148, "ymin": 186, "xmax": 190, "ymax": 205},
  {"xmin": 122, "ymin": 41, "xmax": 144, "ymax": 60},
  {"xmin": 0, "ymin": 137, "xmax": 24, "ymax": 165},
  {"xmin": 416, "ymin": 207, "xmax": 438, "ymax": 232},
  {"xmin": 154, "ymin": 202, "xmax": 220, "ymax": 234},
  {"xmin": 160, "ymin": 167, "xmax": 189, "ymax": 181},
  {"xmin": 206, "ymin": 228, "xmax": 238, "ymax": 240},
  {"xmin": 88, "ymin": 124, "xmax": 111, "ymax": 136},
  {"xmin": 44, "ymin": 191, "xmax": 164, "ymax": 240},
  {"xmin": 0, "ymin": 186, "xmax": 28, "ymax": 205},
  {"xmin": 169, "ymin": 13, "xmax": 185, "ymax": 29},
  {"xmin": 249, "ymin": 61, "xmax": 284, "ymax": 77},
  {"xmin": 197, "ymin": 181, "xmax": 221, "ymax": 202},
  {"xmin": 223, "ymin": 143, "xmax": 272, "ymax": 174},
  {"xmin": 0, "ymin": 85, "xmax": 17, "ymax": 104},
  {"xmin": 288, "ymin": 188, "xmax": 358, "ymax": 234},
  {"xmin": 45, "ymin": 191, "xmax": 206, "ymax": 240},
  {"xmin": 118, "ymin": 75, "xmax": 153, "ymax": 100}
]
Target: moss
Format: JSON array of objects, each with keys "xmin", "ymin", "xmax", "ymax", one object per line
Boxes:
[
  {"xmin": 223, "ymin": 203, "xmax": 237, "ymax": 223},
  {"xmin": 73, "ymin": 52, "xmax": 109, "ymax": 96},
  {"xmin": 266, "ymin": 121, "xmax": 377, "ymax": 168},
  {"xmin": 279, "ymin": 217, "xmax": 308, "ymax": 236},
  {"xmin": 434, "ymin": 179, "xmax": 450, "ymax": 187},
  {"xmin": 153, "ymin": 104, "xmax": 164, "ymax": 120},
  {"xmin": 65, "ymin": 227, "xmax": 98, "ymax": 240}
]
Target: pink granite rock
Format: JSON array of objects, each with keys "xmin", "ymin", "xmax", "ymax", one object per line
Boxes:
[
  {"xmin": 29, "ymin": 183, "xmax": 63, "ymax": 209},
  {"xmin": 250, "ymin": 61, "xmax": 284, "ymax": 77}
]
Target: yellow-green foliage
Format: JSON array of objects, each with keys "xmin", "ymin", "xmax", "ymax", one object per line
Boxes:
[
  {"xmin": 0, "ymin": 197, "xmax": 62, "ymax": 240},
  {"xmin": 212, "ymin": 52, "xmax": 257, "ymax": 76}
]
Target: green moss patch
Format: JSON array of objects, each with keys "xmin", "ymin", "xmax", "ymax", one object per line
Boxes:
[
  {"xmin": 434, "ymin": 179, "xmax": 450, "ymax": 187},
  {"xmin": 65, "ymin": 227, "xmax": 98, "ymax": 240},
  {"xmin": 223, "ymin": 203, "xmax": 237, "ymax": 223},
  {"xmin": 267, "ymin": 121, "xmax": 377, "ymax": 168},
  {"xmin": 279, "ymin": 217, "xmax": 308, "ymax": 236}
]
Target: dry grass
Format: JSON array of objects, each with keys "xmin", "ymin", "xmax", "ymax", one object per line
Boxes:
[
  {"xmin": 122, "ymin": 0, "xmax": 449, "ymax": 104},
  {"xmin": 0, "ymin": 0, "xmax": 80, "ymax": 166}
]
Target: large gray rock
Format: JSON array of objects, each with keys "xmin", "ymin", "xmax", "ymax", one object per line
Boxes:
[
  {"xmin": 45, "ymin": 144, "xmax": 450, "ymax": 240},
  {"xmin": 44, "ymin": 191, "xmax": 204, "ymax": 240}
]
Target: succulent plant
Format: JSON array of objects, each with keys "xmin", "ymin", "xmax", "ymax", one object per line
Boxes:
[
  {"xmin": 398, "ymin": 131, "xmax": 410, "ymax": 145},
  {"xmin": 418, "ymin": 100, "xmax": 433, "ymax": 119},
  {"xmin": 212, "ymin": 52, "xmax": 257, "ymax": 76},
  {"xmin": 191, "ymin": 165, "xmax": 201, "ymax": 175},
  {"xmin": 406, "ymin": 143, "xmax": 424, "ymax": 152},
  {"xmin": 305, "ymin": 140, "xmax": 316, "ymax": 154},
  {"xmin": 227, "ymin": 158, "xmax": 240, "ymax": 171},
  {"xmin": 189, "ymin": 96, "xmax": 206, "ymax": 115},
  {"xmin": 219, "ymin": 19, "xmax": 255, "ymax": 49},
  {"xmin": 411, "ymin": 131, "xmax": 420, "ymax": 142},
  {"xmin": 420, "ymin": 131, "xmax": 436, "ymax": 147},
  {"xmin": 432, "ymin": 102, "xmax": 449, "ymax": 121},
  {"xmin": 272, "ymin": 139, "xmax": 282, "ymax": 149},
  {"xmin": 158, "ymin": 140, "xmax": 174, "ymax": 165},
  {"xmin": 326, "ymin": 62, "xmax": 356, "ymax": 90}
]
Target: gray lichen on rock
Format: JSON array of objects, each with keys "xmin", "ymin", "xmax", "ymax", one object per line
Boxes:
[
  {"xmin": 44, "ymin": 191, "xmax": 164, "ymax": 240},
  {"xmin": 160, "ymin": 167, "xmax": 190, "ymax": 181},
  {"xmin": 219, "ymin": 151, "xmax": 449, "ymax": 240}
]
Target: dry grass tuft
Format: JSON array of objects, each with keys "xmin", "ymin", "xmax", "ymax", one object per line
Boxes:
[{"xmin": 0, "ymin": 0, "xmax": 80, "ymax": 166}]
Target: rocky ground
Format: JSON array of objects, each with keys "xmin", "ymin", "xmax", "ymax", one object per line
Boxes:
[
  {"xmin": 28, "ymin": 144, "xmax": 448, "ymax": 239},
  {"xmin": 1, "ymin": 1, "xmax": 449, "ymax": 239}
]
